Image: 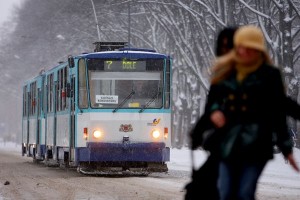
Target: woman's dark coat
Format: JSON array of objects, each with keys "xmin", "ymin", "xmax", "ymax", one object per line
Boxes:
[
  {"xmin": 193, "ymin": 63, "xmax": 293, "ymax": 161},
  {"xmin": 187, "ymin": 63, "xmax": 294, "ymax": 200}
]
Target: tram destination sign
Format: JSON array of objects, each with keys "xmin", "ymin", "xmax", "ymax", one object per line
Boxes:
[
  {"xmin": 104, "ymin": 60, "xmax": 146, "ymax": 71},
  {"xmin": 95, "ymin": 95, "xmax": 118, "ymax": 104}
]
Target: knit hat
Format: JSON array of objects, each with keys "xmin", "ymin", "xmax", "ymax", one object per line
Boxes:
[{"xmin": 234, "ymin": 25, "xmax": 266, "ymax": 52}]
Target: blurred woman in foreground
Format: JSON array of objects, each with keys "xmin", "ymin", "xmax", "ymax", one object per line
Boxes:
[{"xmin": 206, "ymin": 25, "xmax": 299, "ymax": 200}]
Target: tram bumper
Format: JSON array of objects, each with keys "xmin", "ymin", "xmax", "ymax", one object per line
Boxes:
[{"xmin": 76, "ymin": 142, "xmax": 170, "ymax": 163}]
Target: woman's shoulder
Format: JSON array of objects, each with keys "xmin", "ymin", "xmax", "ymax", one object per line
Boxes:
[
  {"xmin": 257, "ymin": 63, "xmax": 283, "ymax": 86},
  {"xmin": 260, "ymin": 63, "xmax": 280, "ymax": 72},
  {"xmin": 259, "ymin": 63, "xmax": 281, "ymax": 77}
]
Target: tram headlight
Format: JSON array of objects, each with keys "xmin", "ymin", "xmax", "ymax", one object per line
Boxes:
[
  {"xmin": 93, "ymin": 130, "xmax": 102, "ymax": 139},
  {"xmin": 151, "ymin": 130, "xmax": 161, "ymax": 139}
]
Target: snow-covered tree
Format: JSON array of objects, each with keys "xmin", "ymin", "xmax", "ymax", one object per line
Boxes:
[{"xmin": 1, "ymin": 0, "xmax": 300, "ymax": 148}]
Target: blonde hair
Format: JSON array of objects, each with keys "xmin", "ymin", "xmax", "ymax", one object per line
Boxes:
[
  {"xmin": 211, "ymin": 50, "xmax": 236, "ymax": 85},
  {"xmin": 210, "ymin": 49, "xmax": 273, "ymax": 85}
]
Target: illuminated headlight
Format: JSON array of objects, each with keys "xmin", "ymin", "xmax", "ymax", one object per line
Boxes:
[
  {"xmin": 151, "ymin": 130, "xmax": 161, "ymax": 139},
  {"xmin": 93, "ymin": 130, "xmax": 102, "ymax": 139}
]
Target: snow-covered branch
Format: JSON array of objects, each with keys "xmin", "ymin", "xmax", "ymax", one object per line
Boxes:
[
  {"xmin": 287, "ymin": 0, "xmax": 300, "ymax": 19},
  {"xmin": 238, "ymin": 0, "xmax": 271, "ymax": 19},
  {"xmin": 293, "ymin": 54, "xmax": 300, "ymax": 64},
  {"xmin": 194, "ymin": 0, "xmax": 226, "ymax": 26}
]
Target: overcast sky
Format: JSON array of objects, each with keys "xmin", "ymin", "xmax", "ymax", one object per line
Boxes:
[{"xmin": 0, "ymin": 0, "xmax": 23, "ymax": 25}]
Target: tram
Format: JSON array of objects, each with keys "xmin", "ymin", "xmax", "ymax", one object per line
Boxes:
[{"xmin": 22, "ymin": 42, "xmax": 172, "ymax": 174}]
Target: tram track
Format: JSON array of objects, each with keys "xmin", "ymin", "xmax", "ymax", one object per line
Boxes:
[{"xmin": 0, "ymin": 151, "xmax": 185, "ymax": 200}]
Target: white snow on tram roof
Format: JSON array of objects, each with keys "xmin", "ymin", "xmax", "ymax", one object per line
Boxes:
[{"xmin": 76, "ymin": 50, "xmax": 169, "ymax": 59}]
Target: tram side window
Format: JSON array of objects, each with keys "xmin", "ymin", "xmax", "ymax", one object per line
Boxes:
[
  {"xmin": 29, "ymin": 81, "xmax": 37, "ymax": 116},
  {"xmin": 23, "ymin": 86, "xmax": 27, "ymax": 117},
  {"xmin": 78, "ymin": 59, "xmax": 88, "ymax": 108},
  {"xmin": 47, "ymin": 73, "xmax": 54, "ymax": 113},
  {"xmin": 56, "ymin": 67, "xmax": 68, "ymax": 112},
  {"xmin": 56, "ymin": 70, "xmax": 61, "ymax": 111},
  {"xmin": 164, "ymin": 59, "xmax": 171, "ymax": 109},
  {"xmin": 63, "ymin": 67, "xmax": 68, "ymax": 109},
  {"xmin": 43, "ymin": 78, "xmax": 47, "ymax": 113}
]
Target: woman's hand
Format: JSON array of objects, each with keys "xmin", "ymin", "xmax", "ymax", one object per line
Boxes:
[
  {"xmin": 286, "ymin": 153, "xmax": 300, "ymax": 172},
  {"xmin": 210, "ymin": 110, "xmax": 226, "ymax": 128}
]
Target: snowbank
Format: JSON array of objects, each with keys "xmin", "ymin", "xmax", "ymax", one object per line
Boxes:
[{"xmin": 0, "ymin": 141, "xmax": 299, "ymax": 175}]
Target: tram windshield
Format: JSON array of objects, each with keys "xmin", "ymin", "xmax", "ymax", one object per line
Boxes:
[{"xmin": 87, "ymin": 59, "xmax": 164, "ymax": 109}]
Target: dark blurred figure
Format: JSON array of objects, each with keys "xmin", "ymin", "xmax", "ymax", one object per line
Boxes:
[
  {"xmin": 285, "ymin": 97, "xmax": 300, "ymax": 120},
  {"xmin": 187, "ymin": 25, "xmax": 300, "ymax": 200},
  {"xmin": 185, "ymin": 27, "xmax": 237, "ymax": 200},
  {"xmin": 216, "ymin": 27, "xmax": 237, "ymax": 56},
  {"xmin": 207, "ymin": 25, "xmax": 299, "ymax": 200}
]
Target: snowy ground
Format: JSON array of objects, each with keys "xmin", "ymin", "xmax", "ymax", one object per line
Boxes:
[
  {"xmin": 0, "ymin": 141, "xmax": 299, "ymax": 199},
  {"xmin": 170, "ymin": 147, "xmax": 300, "ymax": 199}
]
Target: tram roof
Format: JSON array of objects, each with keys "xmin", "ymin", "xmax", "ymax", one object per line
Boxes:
[{"xmin": 76, "ymin": 50, "xmax": 170, "ymax": 59}]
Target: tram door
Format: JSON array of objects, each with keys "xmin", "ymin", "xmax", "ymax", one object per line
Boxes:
[
  {"xmin": 69, "ymin": 76, "xmax": 76, "ymax": 163},
  {"xmin": 36, "ymin": 88, "xmax": 41, "ymax": 158},
  {"xmin": 53, "ymin": 82, "xmax": 57, "ymax": 160},
  {"xmin": 45, "ymin": 73, "xmax": 55, "ymax": 160},
  {"xmin": 22, "ymin": 89, "xmax": 30, "ymax": 156},
  {"xmin": 36, "ymin": 77, "xmax": 45, "ymax": 160}
]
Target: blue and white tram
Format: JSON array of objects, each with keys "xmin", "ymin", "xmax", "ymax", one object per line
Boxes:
[{"xmin": 22, "ymin": 43, "xmax": 172, "ymax": 174}]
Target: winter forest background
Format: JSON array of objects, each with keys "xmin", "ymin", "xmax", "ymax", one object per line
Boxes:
[{"xmin": 0, "ymin": 0, "xmax": 300, "ymax": 149}]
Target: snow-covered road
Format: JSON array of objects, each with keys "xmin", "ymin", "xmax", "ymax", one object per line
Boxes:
[
  {"xmin": 0, "ymin": 142, "xmax": 299, "ymax": 200},
  {"xmin": 0, "ymin": 150, "xmax": 187, "ymax": 200}
]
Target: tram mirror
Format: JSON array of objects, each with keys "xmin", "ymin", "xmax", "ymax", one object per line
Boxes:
[
  {"xmin": 68, "ymin": 56, "xmax": 74, "ymax": 68},
  {"xmin": 66, "ymin": 83, "xmax": 73, "ymax": 98}
]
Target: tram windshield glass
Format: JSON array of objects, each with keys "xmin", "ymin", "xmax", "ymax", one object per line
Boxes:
[{"xmin": 87, "ymin": 59, "xmax": 164, "ymax": 109}]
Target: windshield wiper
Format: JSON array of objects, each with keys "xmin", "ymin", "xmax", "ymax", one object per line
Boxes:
[
  {"xmin": 113, "ymin": 90, "xmax": 135, "ymax": 113},
  {"xmin": 139, "ymin": 90, "xmax": 161, "ymax": 113}
]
